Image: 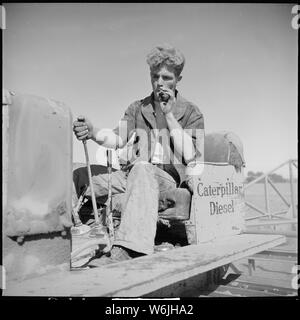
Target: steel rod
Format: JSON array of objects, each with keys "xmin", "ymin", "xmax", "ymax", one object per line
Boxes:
[
  {"xmin": 271, "ymin": 211, "xmax": 289, "ymax": 216},
  {"xmin": 292, "ymin": 160, "xmax": 298, "ymax": 169},
  {"xmin": 267, "ymin": 177, "xmax": 290, "ymax": 207},
  {"xmin": 106, "ymin": 149, "xmax": 114, "ymax": 246},
  {"xmin": 244, "ymin": 228, "xmax": 297, "ymax": 238},
  {"xmin": 264, "ymin": 176, "xmax": 270, "ymax": 216},
  {"xmin": 246, "ymin": 218, "xmax": 297, "ymax": 227},
  {"xmin": 289, "ymin": 160, "xmax": 297, "ymax": 219},
  {"xmin": 83, "ymin": 140, "xmax": 99, "ymax": 225},
  {"xmin": 245, "ymin": 216, "xmax": 267, "ymax": 221},
  {"xmin": 245, "ymin": 201, "xmax": 267, "ymax": 216},
  {"xmin": 244, "ymin": 160, "xmax": 290, "ymax": 189}
]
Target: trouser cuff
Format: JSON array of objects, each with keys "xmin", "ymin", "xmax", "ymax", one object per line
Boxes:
[{"xmin": 113, "ymin": 240, "xmax": 154, "ymax": 255}]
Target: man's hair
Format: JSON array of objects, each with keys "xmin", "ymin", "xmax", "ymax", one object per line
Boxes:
[{"xmin": 146, "ymin": 44, "xmax": 185, "ymax": 77}]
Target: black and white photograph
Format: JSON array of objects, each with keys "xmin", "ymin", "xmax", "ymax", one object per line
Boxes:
[{"xmin": 1, "ymin": 2, "xmax": 298, "ymax": 302}]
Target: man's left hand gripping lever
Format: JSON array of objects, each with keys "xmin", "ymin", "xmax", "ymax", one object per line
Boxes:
[{"xmin": 71, "ymin": 116, "xmax": 110, "ymax": 269}]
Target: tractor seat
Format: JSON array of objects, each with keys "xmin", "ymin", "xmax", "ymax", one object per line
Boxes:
[
  {"xmin": 109, "ymin": 188, "xmax": 191, "ymax": 222},
  {"xmin": 74, "ymin": 131, "xmax": 245, "ymax": 223}
]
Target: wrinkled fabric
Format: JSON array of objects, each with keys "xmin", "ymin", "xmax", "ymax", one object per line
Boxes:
[
  {"xmin": 113, "ymin": 91, "xmax": 204, "ymax": 183},
  {"xmin": 74, "ymin": 91, "xmax": 203, "ymax": 254},
  {"xmin": 75, "ymin": 162, "xmax": 177, "ymax": 254}
]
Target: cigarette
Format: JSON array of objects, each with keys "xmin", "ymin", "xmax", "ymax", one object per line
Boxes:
[{"xmin": 159, "ymin": 92, "xmax": 170, "ymax": 102}]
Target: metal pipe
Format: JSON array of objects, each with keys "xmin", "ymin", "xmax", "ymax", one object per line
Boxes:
[
  {"xmin": 272, "ymin": 210, "xmax": 289, "ymax": 216},
  {"xmin": 106, "ymin": 149, "xmax": 114, "ymax": 247},
  {"xmin": 244, "ymin": 160, "xmax": 290, "ymax": 189},
  {"xmin": 244, "ymin": 201, "xmax": 267, "ymax": 216},
  {"xmin": 82, "ymin": 140, "xmax": 100, "ymax": 225},
  {"xmin": 267, "ymin": 178, "xmax": 290, "ymax": 207},
  {"xmin": 264, "ymin": 176, "xmax": 270, "ymax": 216},
  {"xmin": 246, "ymin": 218, "xmax": 297, "ymax": 227},
  {"xmin": 244, "ymin": 228, "xmax": 297, "ymax": 238},
  {"xmin": 292, "ymin": 160, "xmax": 298, "ymax": 169},
  {"xmin": 245, "ymin": 215, "xmax": 267, "ymax": 221},
  {"xmin": 289, "ymin": 160, "xmax": 297, "ymax": 219}
]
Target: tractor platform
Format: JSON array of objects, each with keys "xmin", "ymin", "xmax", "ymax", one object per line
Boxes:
[{"xmin": 4, "ymin": 233, "xmax": 286, "ymax": 297}]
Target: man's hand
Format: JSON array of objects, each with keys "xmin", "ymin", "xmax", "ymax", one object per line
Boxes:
[
  {"xmin": 73, "ymin": 116, "xmax": 94, "ymax": 141},
  {"xmin": 158, "ymin": 87, "xmax": 175, "ymax": 115}
]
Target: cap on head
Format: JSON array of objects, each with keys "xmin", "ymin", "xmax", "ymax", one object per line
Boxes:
[{"xmin": 146, "ymin": 44, "xmax": 185, "ymax": 77}]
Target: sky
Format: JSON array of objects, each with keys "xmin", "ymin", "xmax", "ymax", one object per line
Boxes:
[{"xmin": 3, "ymin": 3, "xmax": 298, "ymax": 177}]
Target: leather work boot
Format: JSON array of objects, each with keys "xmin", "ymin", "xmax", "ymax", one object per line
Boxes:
[{"xmin": 88, "ymin": 246, "xmax": 135, "ymax": 267}]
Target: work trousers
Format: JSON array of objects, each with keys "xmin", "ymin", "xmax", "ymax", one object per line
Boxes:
[{"xmin": 73, "ymin": 161, "xmax": 177, "ymax": 255}]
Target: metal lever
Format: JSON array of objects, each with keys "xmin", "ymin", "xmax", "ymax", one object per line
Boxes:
[
  {"xmin": 106, "ymin": 149, "xmax": 114, "ymax": 248},
  {"xmin": 78, "ymin": 117, "xmax": 104, "ymax": 237}
]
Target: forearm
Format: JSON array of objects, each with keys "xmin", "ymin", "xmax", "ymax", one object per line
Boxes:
[
  {"xmin": 91, "ymin": 128, "xmax": 124, "ymax": 149},
  {"xmin": 165, "ymin": 112, "xmax": 196, "ymax": 163}
]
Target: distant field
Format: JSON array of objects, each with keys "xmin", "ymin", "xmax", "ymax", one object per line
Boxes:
[{"xmin": 244, "ymin": 182, "xmax": 298, "ymax": 220}]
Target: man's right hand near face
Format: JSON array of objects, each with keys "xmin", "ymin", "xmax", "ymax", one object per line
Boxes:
[{"xmin": 73, "ymin": 116, "xmax": 94, "ymax": 141}]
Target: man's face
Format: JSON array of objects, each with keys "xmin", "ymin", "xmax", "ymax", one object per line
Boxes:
[{"xmin": 150, "ymin": 65, "xmax": 181, "ymax": 101}]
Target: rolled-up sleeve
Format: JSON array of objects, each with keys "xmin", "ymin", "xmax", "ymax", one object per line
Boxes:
[{"xmin": 113, "ymin": 102, "xmax": 137, "ymax": 147}]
